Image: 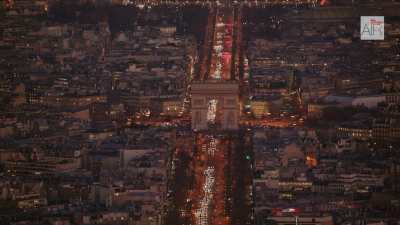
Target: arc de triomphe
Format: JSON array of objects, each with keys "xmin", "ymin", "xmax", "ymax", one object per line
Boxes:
[{"xmin": 191, "ymin": 81, "xmax": 239, "ymax": 130}]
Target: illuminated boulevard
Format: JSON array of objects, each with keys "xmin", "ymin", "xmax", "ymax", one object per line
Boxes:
[{"xmin": 166, "ymin": 6, "xmax": 253, "ymax": 225}]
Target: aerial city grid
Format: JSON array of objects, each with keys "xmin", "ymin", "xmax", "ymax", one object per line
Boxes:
[{"xmin": 0, "ymin": 0, "xmax": 400, "ymax": 225}]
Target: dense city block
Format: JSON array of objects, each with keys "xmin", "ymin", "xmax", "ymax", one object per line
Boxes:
[{"xmin": 0, "ymin": 1, "xmax": 400, "ymax": 225}]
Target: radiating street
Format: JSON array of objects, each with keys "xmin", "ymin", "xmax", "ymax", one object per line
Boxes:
[{"xmin": 166, "ymin": 5, "xmax": 253, "ymax": 225}]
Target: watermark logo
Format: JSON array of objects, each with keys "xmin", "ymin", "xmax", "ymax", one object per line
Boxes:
[{"xmin": 361, "ymin": 16, "xmax": 384, "ymax": 40}]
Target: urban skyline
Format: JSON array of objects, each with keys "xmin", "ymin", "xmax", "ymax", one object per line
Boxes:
[{"xmin": 0, "ymin": 1, "xmax": 400, "ymax": 225}]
